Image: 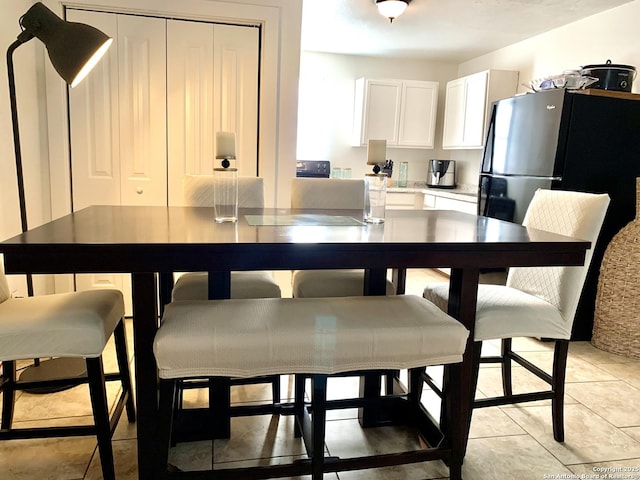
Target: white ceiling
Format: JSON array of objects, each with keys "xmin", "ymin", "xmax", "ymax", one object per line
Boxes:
[{"xmin": 301, "ymin": 0, "xmax": 633, "ymax": 62}]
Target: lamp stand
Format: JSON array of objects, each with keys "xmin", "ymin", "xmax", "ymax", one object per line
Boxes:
[{"xmin": 7, "ymin": 39, "xmax": 87, "ymax": 393}]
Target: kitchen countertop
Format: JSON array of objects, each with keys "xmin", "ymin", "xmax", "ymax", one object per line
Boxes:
[{"xmin": 388, "ymin": 182, "xmax": 478, "ymax": 203}]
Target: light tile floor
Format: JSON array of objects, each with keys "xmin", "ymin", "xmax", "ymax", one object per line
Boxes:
[{"xmin": 2, "ymin": 269, "xmax": 640, "ymax": 479}]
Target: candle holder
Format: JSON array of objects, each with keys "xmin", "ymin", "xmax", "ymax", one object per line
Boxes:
[
  {"xmin": 213, "ymin": 162, "xmax": 238, "ymax": 223},
  {"xmin": 364, "ymin": 173, "xmax": 387, "ymax": 224},
  {"xmin": 214, "ymin": 131, "xmax": 238, "ymax": 222}
]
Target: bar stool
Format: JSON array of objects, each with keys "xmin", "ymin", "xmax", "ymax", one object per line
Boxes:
[
  {"xmin": 424, "ymin": 189, "xmax": 610, "ymax": 442},
  {"xmin": 0, "ymin": 266, "xmax": 135, "ymax": 480}
]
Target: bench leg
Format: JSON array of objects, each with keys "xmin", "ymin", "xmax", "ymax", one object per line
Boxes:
[
  {"xmin": 311, "ymin": 375, "xmax": 328, "ymax": 480},
  {"xmin": 209, "ymin": 377, "xmax": 231, "ymax": 439},
  {"xmin": 294, "ymin": 375, "xmax": 307, "ymax": 438},
  {"xmin": 156, "ymin": 379, "xmax": 177, "ymax": 480},
  {"xmin": 1, "ymin": 360, "xmax": 16, "ymax": 429}
]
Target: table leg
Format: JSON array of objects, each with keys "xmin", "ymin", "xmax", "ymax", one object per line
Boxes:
[
  {"xmin": 359, "ymin": 268, "xmax": 391, "ymax": 427},
  {"xmin": 391, "ymin": 268, "xmax": 407, "ymax": 294},
  {"xmin": 446, "ymin": 267, "xmax": 479, "ymax": 457},
  {"xmin": 208, "ymin": 271, "xmax": 232, "ymax": 438},
  {"xmin": 131, "ymin": 273, "xmax": 160, "ymax": 480}
]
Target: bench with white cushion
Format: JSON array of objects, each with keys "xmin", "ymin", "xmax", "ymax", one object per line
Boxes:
[{"xmin": 153, "ymin": 294, "xmax": 469, "ymax": 480}]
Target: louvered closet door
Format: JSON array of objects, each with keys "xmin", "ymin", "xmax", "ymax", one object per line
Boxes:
[{"xmin": 167, "ymin": 20, "xmax": 259, "ymax": 205}]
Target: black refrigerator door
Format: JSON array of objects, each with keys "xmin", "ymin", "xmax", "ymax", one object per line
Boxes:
[
  {"xmin": 482, "ymin": 89, "xmax": 567, "ymax": 177},
  {"xmin": 479, "ymin": 174, "xmax": 554, "ymax": 225}
]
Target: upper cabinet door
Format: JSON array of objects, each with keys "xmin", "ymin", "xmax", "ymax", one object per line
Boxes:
[
  {"xmin": 167, "ymin": 20, "xmax": 259, "ymax": 205},
  {"xmin": 362, "ymin": 80, "xmax": 402, "ymax": 145},
  {"xmin": 442, "ymin": 69, "xmax": 519, "ymax": 150},
  {"xmin": 398, "ymin": 81, "xmax": 438, "ymax": 148},
  {"xmin": 461, "ymin": 71, "xmax": 489, "ymax": 147},
  {"xmin": 442, "ymin": 78, "xmax": 468, "ymax": 149}
]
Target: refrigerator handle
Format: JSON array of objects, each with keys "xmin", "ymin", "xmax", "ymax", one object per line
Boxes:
[{"xmin": 481, "ymin": 103, "xmax": 497, "ymax": 174}]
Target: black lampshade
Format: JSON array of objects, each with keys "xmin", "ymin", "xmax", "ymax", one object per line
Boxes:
[{"xmin": 19, "ymin": 2, "xmax": 112, "ymax": 87}]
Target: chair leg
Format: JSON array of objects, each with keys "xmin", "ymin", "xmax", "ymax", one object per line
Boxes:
[
  {"xmin": 311, "ymin": 375, "xmax": 327, "ymax": 480},
  {"xmin": 552, "ymin": 340, "xmax": 569, "ymax": 442},
  {"xmin": 501, "ymin": 338, "xmax": 513, "ymax": 396},
  {"xmin": 408, "ymin": 367, "xmax": 425, "ymax": 405},
  {"xmin": 1, "ymin": 360, "xmax": 16, "ymax": 430},
  {"xmin": 294, "ymin": 375, "xmax": 307, "ymax": 438},
  {"xmin": 445, "ymin": 362, "xmax": 465, "ymax": 480},
  {"xmin": 467, "ymin": 340, "xmax": 483, "ymax": 423},
  {"xmin": 271, "ymin": 374, "xmax": 281, "ymax": 404},
  {"xmin": 113, "ymin": 319, "xmax": 136, "ymax": 422},
  {"xmin": 156, "ymin": 379, "xmax": 177, "ymax": 480},
  {"xmin": 209, "ymin": 377, "xmax": 231, "ymax": 438},
  {"xmin": 86, "ymin": 356, "xmax": 116, "ymax": 480}
]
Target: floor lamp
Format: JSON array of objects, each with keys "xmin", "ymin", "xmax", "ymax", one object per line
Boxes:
[{"xmin": 7, "ymin": 2, "xmax": 112, "ymax": 388}]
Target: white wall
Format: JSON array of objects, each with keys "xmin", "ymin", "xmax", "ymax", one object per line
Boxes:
[
  {"xmin": 297, "ymin": 52, "xmax": 458, "ymax": 183},
  {"xmin": 454, "ymin": 0, "xmax": 640, "ymax": 182}
]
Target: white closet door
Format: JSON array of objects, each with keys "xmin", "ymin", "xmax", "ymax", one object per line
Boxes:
[
  {"xmin": 167, "ymin": 20, "xmax": 215, "ymax": 204},
  {"xmin": 68, "ymin": 10, "xmax": 120, "ymax": 211},
  {"xmin": 167, "ymin": 20, "xmax": 259, "ymax": 206},
  {"xmin": 118, "ymin": 15, "xmax": 167, "ymax": 206},
  {"xmin": 213, "ymin": 24, "xmax": 259, "ymax": 177}
]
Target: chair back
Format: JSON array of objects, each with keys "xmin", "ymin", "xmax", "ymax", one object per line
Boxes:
[
  {"xmin": 0, "ymin": 257, "xmax": 11, "ymax": 303},
  {"xmin": 290, "ymin": 177, "xmax": 365, "ymax": 210},
  {"xmin": 507, "ymin": 189, "xmax": 610, "ymax": 330},
  {"xmin": 183, "ymin": 175, "xmax": 264, "ymax": 208}
]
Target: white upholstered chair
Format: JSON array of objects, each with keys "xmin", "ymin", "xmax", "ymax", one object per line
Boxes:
[
  {"xmin": 172, "ymin": 175, "xmax": 282, "ymax": 301},
  {"xmin": 0, "ymin": 264, "xmax": 135, "ymax": 480},
  {"xmin": 171, "ymin": 175, "xmax": 282, "ymax": 402},
  {"xmin": 423, "ymin": 189, "xmax": 610, "ymax": 441},
  {"xmin": 290, "ymin": 177, "xmax": 396, "ymax": 297}
]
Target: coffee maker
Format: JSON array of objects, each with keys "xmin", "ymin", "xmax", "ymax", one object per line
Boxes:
[{"xmin": 427, "ymin": 159, "xmax": 456, "ymax": 188}]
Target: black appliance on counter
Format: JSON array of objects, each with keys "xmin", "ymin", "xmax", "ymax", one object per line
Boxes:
[
  {"xmin": 479, "ymin": 88, "xmax": 640, "ymax": 340},
  {"xmin": 296, "ymin": 160, "xmax": 330, "ymax": 178}
]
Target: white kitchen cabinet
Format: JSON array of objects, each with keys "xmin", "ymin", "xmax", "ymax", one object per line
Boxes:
[
  {"xmin": 352, "ymin": 78, "xmax": 438, "ymax": 148},
  {"xmin": 442, "ymin": 69, "xmax": 518, "ymax": 149},
  {"xmin": 387, "ymin": 192, "xmax": 425, "ymax": 210},
  {"xmin": 433, "ymin": 195, "xmax": 477, "ymax": 215}
]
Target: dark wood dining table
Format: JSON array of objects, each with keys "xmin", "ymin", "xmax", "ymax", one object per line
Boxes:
[{"xmin": 0, "ymin": 205, "xmax": 590, "ymax": 479}]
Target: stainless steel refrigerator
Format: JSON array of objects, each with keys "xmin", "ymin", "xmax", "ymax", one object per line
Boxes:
[{"xmin": 478, "ymin": 88, "xmax": 640, "ymax": 340}]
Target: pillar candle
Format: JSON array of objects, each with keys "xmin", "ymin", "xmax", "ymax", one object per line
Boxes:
[
  {"xmin": 367, "ymin": 139, "xmax": 386, "ymax": 165},
  {"xmin": 216, "ymin": 131, "xmax": 236, "ymax": 158}
]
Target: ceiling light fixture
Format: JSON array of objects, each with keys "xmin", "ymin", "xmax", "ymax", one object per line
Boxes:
[{"xmin": 376, "ymin": 0, "xmax": 411, "ymax": 23}]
